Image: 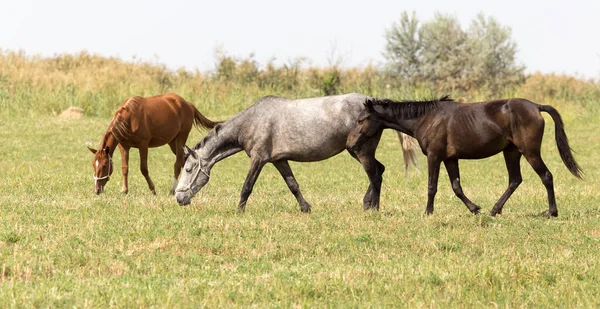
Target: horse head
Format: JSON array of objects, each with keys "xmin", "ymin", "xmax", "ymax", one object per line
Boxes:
[
  {"xmin": 88, "ymin": 146, "xmax": 114, "ymax": 194},
  {"xmin": 175, "ymin": 145, "xmax": 211, "ymax": 206}
]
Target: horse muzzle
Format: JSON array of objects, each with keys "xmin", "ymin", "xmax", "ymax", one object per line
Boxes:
[{"xmin": 175, "ymin": 190, "xmax": 192, "ymax": 206}]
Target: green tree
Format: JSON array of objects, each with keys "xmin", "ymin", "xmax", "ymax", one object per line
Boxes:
[
  {"xmin": 383, "ymin": 11, "xmax": 525, "ymax": 95},
  {"xmin": 383, "ymin": 11, "xmax": 421, "ymax": 82},
  {"xmin": 467, "ymin": 13, "xmax": 525, "ymax": 94}
]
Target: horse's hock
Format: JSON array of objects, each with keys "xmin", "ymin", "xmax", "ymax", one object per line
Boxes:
[{"xmin": 58, "ymin": 106, "xmax": 84, "ymax": 119}]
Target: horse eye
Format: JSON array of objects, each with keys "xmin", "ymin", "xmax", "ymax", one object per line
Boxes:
[{"xmin": 185, "ymin": 166, "xmax": 192, "ymax": 173}]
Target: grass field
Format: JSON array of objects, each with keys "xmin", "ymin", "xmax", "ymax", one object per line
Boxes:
[{"xmin": 1, "ymin": 102, "xmax": 600, "ymax": 307}]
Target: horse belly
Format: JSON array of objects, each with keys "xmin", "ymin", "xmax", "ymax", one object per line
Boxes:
[
  {"xmin": 451, "ymin": 137, "xmax": 510, "ymax": 159},
  {"xmin": 271, "ymin": 134, "xmax": 346, "ymax": 162}
]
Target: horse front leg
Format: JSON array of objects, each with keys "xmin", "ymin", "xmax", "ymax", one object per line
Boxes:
[
  {"xmin": 354, "ymin": 131, "xmax": 384, "ymax": 211},
  {"xmin": 425, "ymin": 156, "xmax": 441, "ymax": 215},
  {"xmin": 118, "ymin": 144, "xmax": 130, "ymax": 194},
  {"xmin": 443, "ymin": 158, "xmax": 481, "ymax": 214},
  {"xmin": 347, "ymin": 149, "xmax": 374, "ymax": 210},
  {"xmin": 138, "ymin": 144, "xmax": 156, "ymax": 195},
  {"xmin": 237, "ymin": 157, "xmax": 266, "ymax": 213},
  {"xmin": 273, "ymin": 160, "xmax": 312, "ymax": 213}
]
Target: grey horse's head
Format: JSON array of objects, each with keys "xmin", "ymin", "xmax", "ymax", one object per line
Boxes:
[{"xmin": 175, "ymin": 145, "xmax": 211, "ymax": 206}]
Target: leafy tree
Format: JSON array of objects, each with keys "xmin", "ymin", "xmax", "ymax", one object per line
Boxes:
[
  {"xmin": 383, "ymin": 11, "xmax": 421, "ymax": 82},
  {"xmin": 383, "ymin": 11, "xmax": 525, "ymax": 95}
]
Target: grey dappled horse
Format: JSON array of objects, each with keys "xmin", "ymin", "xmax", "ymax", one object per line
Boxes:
[{"xmin": 174, "ymin": 93, "xmax": 417, "ymax": 212}]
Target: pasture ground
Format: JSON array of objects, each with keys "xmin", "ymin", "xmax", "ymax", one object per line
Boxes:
[{"xmin": 1, "ymin": 109, "xmax": 599, "ymax": 307}]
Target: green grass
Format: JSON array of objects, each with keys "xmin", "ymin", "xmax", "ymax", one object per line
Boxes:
[{"xmin": 1, "ymin": 108, "xmax": 599, "ymax": 308}]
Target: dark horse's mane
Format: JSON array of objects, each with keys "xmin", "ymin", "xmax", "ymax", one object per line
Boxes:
[
  {"xmin": 102, "ymin": 97, "xmax": 143, "ymax": 147},
  {"xmin": 369, "ymin": 95, "xmax": 452, "ymax": 119}
]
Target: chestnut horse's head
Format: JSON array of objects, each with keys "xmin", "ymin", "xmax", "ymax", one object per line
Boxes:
[{"xmin": 88, "ymin": 146, "xmax": 114, "ymax": 194}]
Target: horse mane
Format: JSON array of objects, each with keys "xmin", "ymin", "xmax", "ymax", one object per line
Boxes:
[
  {"xmin": 370, "ymin": 95, "xmax": 452, "ymax": 119},
  {"xmin": 109, "ymin": 97, "xmax": 142, "ymax": 142},
  {"xmin": 193, "ymin": 123, "xmax": 222, "ymax": 150}
]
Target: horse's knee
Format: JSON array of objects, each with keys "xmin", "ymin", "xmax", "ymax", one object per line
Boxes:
[
  {"xmin": 427, "ymin": 185, "xmax": 437, "ymax": 197},
  {"xmin": 509, "ymin": 176, "xmax": 522, "ymax": 190},
  {"xmin": 451, "ymin": 181, "xmax": 462, "ymax": 194},
  {"xmin": 288, "ymin": 182, "xmax": 300, "ymax": 195}
]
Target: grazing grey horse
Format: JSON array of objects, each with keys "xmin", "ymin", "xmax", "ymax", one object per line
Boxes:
[{"xmin": 174, "ymin": 93, "xmax": 417, "ymax": 212}]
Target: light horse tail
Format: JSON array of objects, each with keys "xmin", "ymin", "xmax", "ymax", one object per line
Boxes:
[
  {"xmin": 189, "ymin": 103, "xmax": 221, "ymax": 130},
  {"xmin": 538, "ymin": 104, "xmax": 583, "ymax": 179},
  {"xmin": 396, "ymin": 131, "xmax": 420, "ymax": 177}
]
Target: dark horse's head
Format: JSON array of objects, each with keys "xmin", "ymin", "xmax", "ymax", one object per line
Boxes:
[
  {"xmin": 88, "ymin": 145, "xmax": 114, "ymax": 195},
  {"xmin": 347, "ymin": 96, "xmax": 450, "ymax": 151}
]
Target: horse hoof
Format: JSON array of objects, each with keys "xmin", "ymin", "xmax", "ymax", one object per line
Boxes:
[{"xmin": 300, "ymin": 205, "xmax": 312, "ymax": 213}]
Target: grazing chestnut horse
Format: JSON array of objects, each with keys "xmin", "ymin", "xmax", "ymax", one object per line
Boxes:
[
  {"xmin": 347, "ymin": 97, "xmax": 583, "ymax": 217},
  {"xmin": 88, "ymin": 93, "xmax": 218, "ymax": 195}
]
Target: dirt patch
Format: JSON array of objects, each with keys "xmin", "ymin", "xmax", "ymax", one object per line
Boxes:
[{"xmin": 58, "ymin": 106, "xmax": 84, "ymax": 119}]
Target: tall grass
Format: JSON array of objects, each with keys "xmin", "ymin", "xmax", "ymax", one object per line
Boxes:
[{"xmin": 1, "ymin": 50, "xmax": 598, "ymax": 119}]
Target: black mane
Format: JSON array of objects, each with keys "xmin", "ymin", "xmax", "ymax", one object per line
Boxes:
[{"xmin": 370, "ymin": 95, "xmax": 452, "ymax": 119}]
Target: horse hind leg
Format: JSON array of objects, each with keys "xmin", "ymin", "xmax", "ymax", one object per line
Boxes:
[
  {"xmin": 443, "ymin": 159, "xmax": 481, "ymax": 214},
  {"xmin": 273, "ymin": 160, "xmax": 311, "ymax": 213},
  {"xmin": 168, "ymin": 138, "xmax": 186, "ymax": 195},
  {"xmin": 490, "ymin": 146, "xmax": 523, "ymax": 216},
  {"xmin": 524, "ymin": 153, "xmax": 557, "ymax": 217}
]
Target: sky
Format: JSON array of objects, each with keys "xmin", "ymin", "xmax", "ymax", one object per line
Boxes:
[{"xmin": 1, "ymin": 0, "xmax": 599, "ymax": 79}]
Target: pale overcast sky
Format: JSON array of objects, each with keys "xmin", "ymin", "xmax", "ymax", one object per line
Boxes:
[{"xmin": 1, "ymin": 0, "xmax": 599, "ymax": 79}]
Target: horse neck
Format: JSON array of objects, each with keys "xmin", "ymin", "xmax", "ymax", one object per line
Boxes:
[
  {"xmin": 384, "ymin": 107, "xmax": 420, "ymax": 136},
  {"xmin": 100, "ymin": 131, "xmax": 120, "ymax": 156},
  {"xmin": 202, "ymin": 122, "xmax": 243, "ymax": 167}
]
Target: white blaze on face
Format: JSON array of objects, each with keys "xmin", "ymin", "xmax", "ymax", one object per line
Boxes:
[{"xmin": 95, "ymin": 160, "xmax": 99, "ymax": 168}]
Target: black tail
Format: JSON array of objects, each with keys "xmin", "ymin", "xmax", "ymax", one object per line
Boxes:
[
  {"xmin": 539, "ymin": 105, "xmax": 583, "ymax": 179},
  {"xmin": 190, "ymin": 104, "xmax": 221, "ymax": 130}
]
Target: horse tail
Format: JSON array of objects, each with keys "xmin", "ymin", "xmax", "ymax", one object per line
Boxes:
[
  {"xmin": 190, "ymin": 104, "xmax": 220, "ymax": 130},
  {"xmin": 539, "ymin": 105, "xmax": 583, "ymax": 179},
  {"xmin": 397, "ymin": 131, "xmax": 420, "ymax": 175}
]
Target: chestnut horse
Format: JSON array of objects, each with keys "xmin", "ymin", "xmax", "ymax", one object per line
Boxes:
[
  {"xmin": 88, "ymin": 93, "xmax": 219, "ymax": 195},
  {"xmin": 347, "ymin": 97, "xmax": 583, "ymax": 217}
]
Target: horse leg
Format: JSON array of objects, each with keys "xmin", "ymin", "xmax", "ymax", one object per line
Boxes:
[
  {"xmin": 237, "ymin": 157, "xmax": 266, "ymax": 213},
  {"xmin": 118, "ymin": 144, "xmax": 130, "ymax": 194},
  {"xmin": 347, "ymin": 149, "xmax": 374, "ymax": 209},
  {"xmin": 443, "ymin": 159, "xmax": 481, "ymax": 214},
  {"xmin": 168, "ymin": 139, "xmax": 185, "ymax": 195},
  {"xmin": 138, "ymin": 144, "xmax": 156, "ymax": 195},
  {"xmin": 425, "ymin": 156, "xmax": 441, "ymax": 215},
  {"xmin": 490, "ymin": 147, "xmax": 523, "ymax": 216},
  {"xmin": 524, "ymin": 153, "xmax": 557, "ymax": 217},
  {"xmin": 273, "ymin": 160, "xmax": 312, "ymax": 213},
  {"xmin": 354, "ymin": 131, "xmax": 384, "ymax": 211}
]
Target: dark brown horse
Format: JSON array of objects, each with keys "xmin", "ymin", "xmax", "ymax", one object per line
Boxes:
[
  {"xmin": 347, "ymin": 97, "xmax": 583, "ymax": 217},
  {"xmin": 88, "ymin": 93, "xmax": 218, "ymax": 195}
]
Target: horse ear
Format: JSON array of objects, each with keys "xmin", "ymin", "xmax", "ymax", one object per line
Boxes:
[
  {"xmin": 184, "ymin": 145, "xmax": 197, "ymax": 159},
  {"xmin": 88, "ymin": 146, "xmax": 97, "ymax": 154},
  {"xmin": 214, "ymin": 123, "xmax": 222, "ymax": 135},
  {"xmin": 364, "ymin": 99, "xmax": 375, "ymax": 112}
]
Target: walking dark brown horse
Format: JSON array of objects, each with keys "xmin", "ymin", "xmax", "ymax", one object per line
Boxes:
[
  {"xmin": 347, "ymin": 97, "xmax": 583, "ymax": 217},
  {"xmin": 88, "ymin": 93, "xmax": 218, "ymax": 195}
]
